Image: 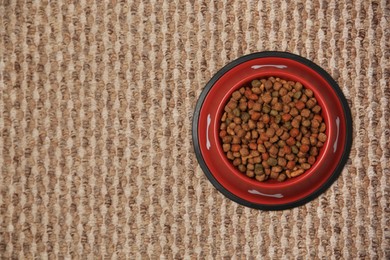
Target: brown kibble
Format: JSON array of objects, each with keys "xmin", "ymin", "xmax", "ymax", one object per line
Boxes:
[
  {"xmin": 302, "ymin": 120, "xmax": 311, "ymax": 127},
  {"xmin": 306, "ymin": 98, "xmax": 317, "ymax": 108},
  {"xmin": 280, "ymin": 132, "xmax": 290, "ymax": 140},
  {"xmin": 300, "ymin": 94, "xmax": 308, "ymax": 102},
  {"xmin": 223, "ymin": 135, "xmax": 233, "ymax": 143},
  {"xmin": 278, "ymin": 148, "xmax": 286, "ymax": 157},
  {"xmin": 281, "ymin": 95, "xmax": 292, "ymax": 104},
  {"xmin": 262, "ymin": 152, "xmax": 270, "ymax": 161},
  {"xmin": 266, "ymin": 128, "xmax": 275, "ymax": 137},
  {"xmin": 270, "ymin": 171, "xmax": 279, "ymax": 179},
  {"xmin": 283, "ymin": 145, "xmax": 292, "ymax": 154},
  {"xmin": 223, "ymin": 143, "xmax": 231, "ymax": 152},
  {"xmin": 291, "ymin": 119, "xmax": 300, "ymax": 128},
  {"xmin": 247, "ymin": 163, "xmax": 254, "ymax": 171},
  {"xmin": 313, "ymin": 114, "xmax": 323, "ymax": 123},
  {"xmin": 269, "ymin": 135, "xmax": 279, "ymax": 143},
  {"xmin": 233, "ymin": 158, "xmax": 241, "ymax": 166},
  {"xmin": 251, "ymin": 111, "xmax": 261, "ymax": 120},
  {"xmin": 278, "ymin": 157, "xmax": 287, "ymax": 167},
  {"xmin": 290, "ymin": 128, "xmax": 300, "ymax": 138},
  {"xmin": 285, "ymin": 153, "xmax": 295, "ymax": 161},
  {"xmin": 255, "ymin": 174, "xmax": 266, "ymax": 182},
  {"xmin": 252, "ymin": 102, "xmax": 261, "ymax": 111},
  {"xmin": 257, "ymin": 144, "xmax": 266, "ymax": 153},
  {"xmin": 279, "ymin": 87, "xmax": 288, "ymax": 96},
  {"xmin": 233, "ymin": 152, "xmax": 241, "ymax": 158},
  {"xmin": 267, "ymin": 157, "xmax": 278, "ymax": 166},
  {"xmin": 311, "ymin": 119, "xmax": 320, "ymax": 128},
  {"xmin": 294, "ymin": 82, "xmax": 303, "ymax": 91},
  {"xmin": 272, "ymin": 166, "xmax": 283, "ymax": 173},
  {"xmin": 262, "ymin": 92, "xmax": 272, "ymax": 103},
  {"xmin": 300, "ymin": 144, "xmax": 310, "ymax": 153},
  {"xmin": 253, "ymin": 156, "xmax": 261, "ymax": 164},
  {"xmin": 269, "ymin": 145, "xmax": 278, "ymax": 156},
  {"xmin": 282, "ymin": 113, "xmax": 292, "ymax": 122},
  {"xmin": 274, "ymin": 81, "xmax": 282, "ymax": 90},
  {"xmin": 320, "ymin": 122, "xmax": 326, "ymax": 132},
  {"xmin": 305, "ymin": 88, "xmax": 314, "ymax": 97},
  {"xmin": 318, "ymin": 133, "xmax": 327, "ymax": 142},
  {"xmin": 248, "ymin": 119, "xmax": 256, "ymax": 129},
  {"xmin": 232, "ymin": 136, "xmax": 241, "ymax": 144},
  {"xmin": 220, "ymin": 130, "xmax": 227, "ymax": 138},
  {"xmin": 227, "ymin": 151, "xmax": 234, "ymax": 160},
  {"xmin": 238, "ymin": 164, "xmax": 246, "ymax": 172},
  {"xmin": 232, "ymin": 91, "xmax": 242, "ymax": 101},
  {"xmin": 286, "ymin": 161, "xmax": 296, "ymax": 170},
  {"xmin": 312, "ymin": 105, "xmax": 322, "ymax": 114},
  {"xmin": 265, "ymin": 80, "xmax": 273, "ymax": 90},
  {"xmin": 251, "ymin": 79, "xmax": 261, "ymax": 88},
  {"xmin": 276, "ymin": 128, "xmax": 284, "ymax": 137},
  {"xmin": 301, "ymin": 137, "xmax": 310, "ymax": 145},
  {"xmin": 301, "ymin": 109, "xmax": 311, "ymax": 118},
  {"xmin": 290, "ymin": 107, "xmax": 299, "ymax": 116},
  {"xmin": 301, "ymin": 163, "xmax": 311, "ymax": 170},
  {"xmin": 249, "ymin": 93, "xmax": 259, "ymax": 100},
  {"xmin": 260, "ymin": 132, "xmax": 269, "ymax": 141},
  {"xmin": 310, "ymin": 147, "xmax": 318, "ymax": 156},
  {"xmin": 308, "ymin": 156, "xmax": 316, "ymax": 165},
  {"xmin": 237, "ymin": 129, "xmax": 246, "ymax": 138},
  {"xmin": 264, "ymin": 141, "xmax": 272, "ymax": 149},
  {"xmin": 290, "ymin": 169, "xmax": 304, "ymax": 177},
  {"xmin": 239, "ymin": 101, "xmax": 248, "ymax": 111},
  {"xmin": 246, "ymin": 171, "xmax": 255, "ymax": 178},
  {"xmin": 286, "ymin": 137, "xmax": 296, "ymax": 146},
  {"xmin": 249, "ymin": 142, "xmax": 257, "ymax": 150},
  {"xmin": 277, "ymin": 173, "xmax": 287, "ymax": 182},
  {"xmin": 231, "ymin": 144, "xmax": 241, "ymax": 152},
  {"xmin": 295, "ymin": 101, "xmax": 305, "ymax": 110}
]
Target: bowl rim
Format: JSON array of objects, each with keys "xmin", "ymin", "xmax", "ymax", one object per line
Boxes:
[{"xmin": 192, "ymin": 51, "xmax": 353, "ymax": 210}]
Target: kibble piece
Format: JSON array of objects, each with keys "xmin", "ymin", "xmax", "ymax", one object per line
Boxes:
[
  {"xmin": 238, "ymin": 164, "xmax": 246, "ymax": 172},
  {"xmin": 270, "ymin": 171, "xmax": 279, "ymax": 179},
  {"xmin": 266, "ymin": 128, "xmax": 275, "ymax": 137},
  {"xmin": 308, "ymin": 156, "xmax": 316, "ymax": 165},
  {"xmin": 301, "ymin": 163, "xmax": 311, "ymax": 170},
  {"xmin": 255, "ymin": 174, "xmax": 266, "ymax": 182},
  {"xmin": 223, "ymin": 144, "xmax": 231, "ymax": 152},
  {"xmin": 264, "ymin": 80, "xmax": 273, "ymax": 90},
  {"xmin": 312, "ymin": 105, "xmax": 322, "ymax": 114},
  {"xmin": 277, "ymin": 173, "xmax": 287, "ymax": 182},
  {"xmin": 246, "ymin": 171, "xmax": 255, "ymax": 178},
  {"xmin": 293, "ymin": 91, "xmax": 302, "ymax": 100},
  {"xmin": 267, "ymin": 157, "xmax": 278, "ymax": 167},
  {"xmin": 301, "ymin": 109, "xmax": 311, "ymax": 118},
  {"xmin": 233, "ymin": 158, "xmax": 241, "ymax": 166},
  {"xmin": 318, "ymin": 133, "xmax": 327, "ymax": 142},
  {"xmin": 305, "ymin": 89, "xmax": 314, "ymax": 97},
  {"xmin": 306, "ymin": 98, "xmax": 317, "ymax": 108},
  {"xmin": 290, "ymin": 169, "xmax": 304, "ymax": 177},
  {"xmin": 251, "ymin": 79, "xmax": 261, "ymax": 88}
]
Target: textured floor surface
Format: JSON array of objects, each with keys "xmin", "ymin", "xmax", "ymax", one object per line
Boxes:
[{"xmin": 1, "ymin": 0, "xmax": 389, "ymax": 259}]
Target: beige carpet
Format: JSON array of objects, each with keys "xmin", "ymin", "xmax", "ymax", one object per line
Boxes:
[{"xmin": 1, "ymin": 0, "xmax": 389, "ymax": 258}]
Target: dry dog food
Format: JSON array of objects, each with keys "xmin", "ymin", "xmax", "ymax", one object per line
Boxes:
[{"xmin": 219, "ymin": 77, "xmax": 327, "ymax": 182}]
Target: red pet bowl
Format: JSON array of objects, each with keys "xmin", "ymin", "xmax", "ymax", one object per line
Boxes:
[{"xmin": 192, "ymin": 51, "xmax": 352, "ymax": 210}]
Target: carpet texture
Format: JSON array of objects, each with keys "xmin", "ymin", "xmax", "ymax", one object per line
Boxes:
[{"xmin": 1, "ymin": 0, "xmax": 389, "ymax": 258}]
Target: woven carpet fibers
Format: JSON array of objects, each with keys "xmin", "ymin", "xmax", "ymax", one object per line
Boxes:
[{"xmin": 1, "ymin": 0, "xmax": 389, "ymax": 258}]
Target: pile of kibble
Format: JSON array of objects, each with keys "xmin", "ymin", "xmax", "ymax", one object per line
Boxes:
[{"xmin": 219, "ymin": 77, "xmax": 327, "ymax": 182}]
